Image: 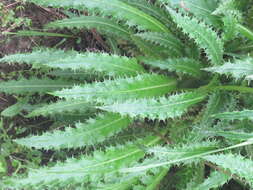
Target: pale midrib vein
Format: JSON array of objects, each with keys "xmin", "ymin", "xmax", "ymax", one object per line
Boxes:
[
  {"xmin": 34, "ymin": 117, "xmax": 125, "ymax": 143},
  {"xmin": 119, "ymin": 95, "xmax": 205, "ymax": 111},
  {"xmin": 168, "ymin": 9, "xmax": 222, "ymax": 64},
  {"xmin": 53, "ymin": 20, "xmax": 130, "ymax": 36},
  {"xmin": 128, "ymin": 1, "xmax": 168, "ymax": 22},
  {"xmin": 187, "ymin": 2, "xmax": 213, "ymax": 14},
  {"xmin": 57, "ymin": 81, "xmax": 176, "ymax": 96},
  {"xmin": 214, "ymin": 111, "xmax": 253, "ymax": 116},
  {"xmin": 77, "ymin": 117, "xmax": 125, "ymax": 135},
  {"xmin": 146, "ymin": 95, "xmax": 205, "ymax": 109},
  {"xmin": 145, "ymin": 35, "xmax": 181, "ymax": 51},
  {"xmin": 123, "ymin": 139, "xmax": 253, "ymax": 172},
  {"xmin": 170, "ymin": 63, "xmax": 201, "ymax": 77},
  {"xmin": 33, "ymin": 101, "xmax": 89, "ymax": 114},
  {"xmin": 151, "ymin": 61, "xmax": 200, "ymax": 76},
  {"xmin": 47, "ymin": 59, "xmax": 140, "ymax": 73},
  {"xmin": 191, "ymin": 24, "xmax": 220, "ymax": 64},
  {"xmin": 214, "ymin": 67, "xmax": 253, "ymax": 72},
  {"xmin": 92, "ymin": 0, "xmax": 168, "ymax": 33},
  {"xmin": 47, "ymin": 136, "xmax": 160, "ymax": 174},
  {"xmin": 183, "ymin": 19, "xmax": 221, "ymax": 64}
]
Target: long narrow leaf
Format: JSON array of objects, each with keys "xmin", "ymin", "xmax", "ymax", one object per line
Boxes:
[
  {"xmin": 100, "ymin": 91, "xmax": 206, "ymax": 120},
  {"xmin": 51, "ymin": 74, "xmax": 177, "ymax": 103}
]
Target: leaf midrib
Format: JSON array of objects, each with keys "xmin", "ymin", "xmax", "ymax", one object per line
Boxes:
[
  {"xmin": 91, "ymin": 0, "xmax": 169, "ymax": 33},
  {"xmin": 47, "ymin": 136, "xmax": 160, "ymax": 173},
  {"xmin": 145, "ymin": 95, "xmax": 205, "ymax": 110},
  {"xmin": 51, "ymin": 19, "xmax": 130, "ymax": 36},
  {"xmin": 47, "ymin": 58, "xmax": 141, "ymax": 74},
  {"xmin": 57, "ymin": 81, "xmax": 176, "ymax": 97}
]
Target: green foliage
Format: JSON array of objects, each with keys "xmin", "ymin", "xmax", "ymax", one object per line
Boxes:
[
  {"xmin": 0, "ymin": 77, "xmax": 75, "ymax": 94},
  {"xmin": 68, "ymin": 0, "xmax": 168, "ymax": 32},
  {"xmin": 15, "ymin": 113, "xmax": 132, "ymax": 149},
  {"xmin": 168, "ymin": 8, "xmax": 224, "ymax": 65},
  {"xmin": 212, "ymin": 110, "xmax": 253, "ymax": 121},
  {"xmin": 204, "ymin": 153, "xmax": 253, "ymax": 186},
  {"xmin": 162, "ymin": 0, "xmax": 220, "ymax": 26},
  {"xmin": 1, "ymin": 98, "xmax": 29, "ymax": 117},
  {"xmin": 1, "ymin": 0, "xmax": 253, "ymax": 189},
  {"xmin": 4, "ymin": 135, "xmax": 161, "ymax": 189},
  {"xmin": 27, "ymin": 99, "xmax": 95, "ymax": 117},
  {"xmin": 100, "ymin": 91, "xmax": 206, "ymax": 120},
  {"xmin": 123, "ymin": 138, "xmax": 253, "ymax": 173},
  {"xmin": 188, "ymin": 171, "xmax": 230, "ymax": 190},
  {"xmin": 46, "ymin": 16, "xmax": 132, "ymax": 41},
  {"xmin": 135, "ymin": 32, "xmax": 183, "ymax": 56},
  {"xmin": 0, "ymin": 2, "xmax": 31, "ymax": 32},
  {"xmin": 204, "ymin": 57, "xmax": 253, "ymax": 80},
  {"xmin": 0, "ymin": 48, "xmax": 145, "ymax": 77},
  {"xmin": 51, "ymin": 74, "xmax": 177, "ymax": 103},
  {"xmin": 142, "ymin": 58, "xmax": 202, "ymax": 78},
  {"xmin": 122, "ymin": 0, "xmax": 172, "ymax": 27},
  {"xmin": 5, "ymin": 30, "xmax": 75, "ymax": 38}
]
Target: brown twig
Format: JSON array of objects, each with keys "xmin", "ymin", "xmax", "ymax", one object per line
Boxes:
[
  {"xmin": 37, "ymin": 5, "xmax": 66, "ymax": 19},
  {"xmin": 91, "ymin": 29, "xmax": 110, "ymax": 51},
  {"xmin": 4, "ymin": 2, "xmax": 20, "ymax": 9},
  {"xmin": 0, "ymin": 95, "xmax": 8, "ymax": 102},
  {"xmin": 204, "ymin": 161, "xmax": 248, "ymax": 187},
  {"xmin": 151, "ymin": 128, "xmax": 172, "ymax": 144}
]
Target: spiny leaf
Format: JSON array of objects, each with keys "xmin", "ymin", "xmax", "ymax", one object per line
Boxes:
[
  {"xmin": 122, "ymin": 0, "xmax": 172, "ymax": 27},
  {"xmin": 1, "ymin": 98, "xmax": 29, "ymax": 117},
  {"xmin": 131, "ymin": 35, "xmax": 171, "ymax": 58},
  {"xmin": 122, "ymin": 141, "xmax": 218, "ymax": 173},
  {"xmin": 167, "ymin": 8, "xmax": 224, "ymax": 65},
  {"xmin": 27, "ymin": 0, "xmax": 170, "ymax": 33},
  {"xmin": 213, "ymin": 0, "xmax": 242, "ymax": 21},
  {"xmin": 96, "ymin": 163, "xmax": 169, "ymax": 190},
  {"xmin": 203, "ymin": 57, "xmax": 253, "ymax": 80},
  {"xmin": 4, "ymin": 135, "xmax": 161, "ymax": 189},
  {"xmin": 0, "ymin": 77, "xmax": 75, "ymax": 94},
  {"xmin": 15, "ymin": 113, "xmax": 132, "ymax": 150},
  {"xmin": 237, "ymin": 24, "xmax": 253, "ymax": 42},
  {"xmin": 204, "ymin": 153, "xmax": 253, "ymax": 186},
  {"xmin": 82, "ymin": 0, "xmax": 171, "ymax": 33},
  {"xmin": 212, "ymin": 110, "xmax": 253, "ymax": 121},
  {"xmin": 123, "ymin": 138, "xmax": 253, "ymax": 173},
  {"xmin": 0, "ymin": 48, "xmax": 146, "ymax": 77},
  {"xmin": 27, "ymin": 99, "xmax": 95, "ymax": 117},
  {"xmin": 149, "ymin": 141, "xmax": 218, "ymax": 161},
  {"xmin": 213, "ymin": 0, "xmax": 242, "ymax": 41},
  {"xmin": 99, "ymin": 91, "xmax": 207, "ymax": 120},
  {"xmin": 142, "ymin": 58, "xmax": 202, "ymax": 78},
  {"xmin": 164, "ymin": 0, "xmax": 220, "ymax": 26},
  {"xmin": 214, "ymin": 131, "xmax": 253, "ymax": 142},
  {"xmin": 187, "ymin": 171, "xmax": 230, "ymax": 190},
  {"xmin": 135, "ymin": 32, "xmax": 183, "ymax": 56},
  {"xmin": 0, "ymin": 48, "xmax": 76, "ymax": 67},
  {"xmin": 222, "ymin": 15, "xmax": 239, "ymax": 41},
  {"xmin": 46, "ymin": 16, "xmax": 132, "ymax": 41},
  {"xmin": 191, "ymin": 91, "xmax": 238, "ymax": 141},
  {"xmin": 48, "ymin": 69, "xmax": 102, "ymax": 81},
  {"xmin": 139, "ymin": 167, "xmax": 169, "ymax": 190},
  {"xmin": 51, "ymin": 74, "xmax": 177, "ymax": 103}
]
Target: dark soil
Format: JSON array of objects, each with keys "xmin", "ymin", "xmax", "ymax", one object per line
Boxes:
[
  {"xmin": 0, "ymin": 1, "xmax": 249, "ymax": 190},
  {"xmin": 0, "ymin": 0, "xmax": 108, "ymax": 111},
  {"xmin": 0, "ymin": 1, "xmax": 108, "ymax": 177}
]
